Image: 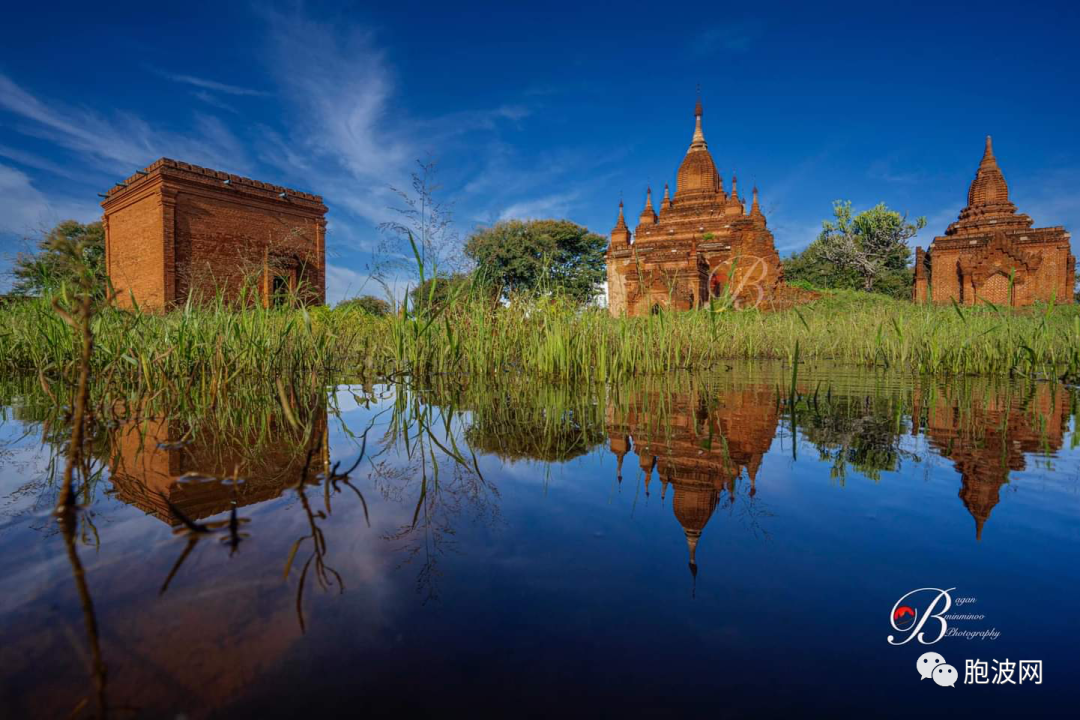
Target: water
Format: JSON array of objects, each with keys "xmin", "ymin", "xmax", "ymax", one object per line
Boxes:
[{"xmin": 1, "ymin": 364, "xmax": 1078, "ymax": 718}]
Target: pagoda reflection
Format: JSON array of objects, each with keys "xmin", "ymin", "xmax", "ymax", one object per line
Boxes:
[
  {"xmin": 607, "ymin": 382, "xmax": 778, "ymax": 575},
  {"xmin": 913, "ymin": 382, "xmax": 1071, "ymax": 540}
]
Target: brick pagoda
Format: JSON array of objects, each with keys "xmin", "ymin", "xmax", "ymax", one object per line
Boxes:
[
  {"xmin": 913, "ymin": 137, "xmax": 1075, "ymax": 306},
  {"xmin": 606, "ymin": 97, "xmax": 785, "ymax": 316},
  {"xmin": 101, "ymin": 158, "xmax": 327, "ymax": 311}
]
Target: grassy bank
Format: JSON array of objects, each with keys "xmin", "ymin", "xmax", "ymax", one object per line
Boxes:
[{"xmin": 1, "ymin": 289, "xmax": 1079, "ymax": 392}]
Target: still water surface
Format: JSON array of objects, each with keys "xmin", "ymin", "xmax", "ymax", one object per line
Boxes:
[{"xmin": 1, "ymin": 365, "xmax": 1078, "ymax": 717}]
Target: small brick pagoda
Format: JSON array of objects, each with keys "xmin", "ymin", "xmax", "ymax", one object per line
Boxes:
[
  {"xmin": 913, "ymin": 137, "xmax": 1075, "ymax": 306},
  {"xmin": 606, "ymin": 97, "xmax": 785, "ymax": 316},
  {"xmin": 101, "ymin": 158, "xmax": 327, "ymax": 311}
]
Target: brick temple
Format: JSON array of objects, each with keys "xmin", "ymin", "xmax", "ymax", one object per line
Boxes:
[
  {"xmin": 101, "ymin": 158, "xmax": 327, "ymax": 311},
  {"xmin": 606, "ymin": 97, "xmax": 786, "ymax": 316},
  {"xmin": 913, "ymin": 137, "xmax": 1075, "ymax": 306}
]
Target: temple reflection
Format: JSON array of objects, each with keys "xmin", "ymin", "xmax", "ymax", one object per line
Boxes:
[
  {"xmin": 107, "ymin": 407, "xmax": 328, "ymax": 525},
  {"xmin": 913, "ymin": 382, "xmax": 1071, "ymax": 540},
  {"xmin": 607, "ymin": 382, "xmax": 778, "ymax": 575}
]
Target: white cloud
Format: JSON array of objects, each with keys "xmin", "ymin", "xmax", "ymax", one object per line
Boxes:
[
  {"xmin": 0, "ymin": 73, "xmax": 254, "ymax": 174},
  {"xmin": 325, "ymin": 263, "xmax": 413, "ymax": 306},
  {"xmin": 0, "ymin": 163, "xmax": 99, "ymax": 238},
  {"xmin": 692, "ymin": 19, "xmax": 766, "ymax": 55},
  {"xmin": 498, "ymin": 192, "xmax": 580, "ymax": 221},
  {"xmin": 0, "ymin": 163, "xmax": 101, "ymax": 290},
  {"xmin": 191, "ymin": 90, "xmax": 239, "ymax": 114},
  {"xmin": 0, "ymin": 144, "xmax": 87, "ymax": 181},
  {"xmin": 149, "ymin": 68, "xmax": 271, "ymax": 97}
]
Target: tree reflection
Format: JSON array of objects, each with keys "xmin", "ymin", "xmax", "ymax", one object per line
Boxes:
[{"xmin": 375, "ymin": 383, "xmax": 501, "ymax": 602}]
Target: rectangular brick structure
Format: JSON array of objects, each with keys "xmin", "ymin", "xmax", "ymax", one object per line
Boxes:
[
  {"xmin": 913, "ymin": 137, "xmax": 1075, "ymax": 306},
  {"xmin": 101, "ymin": 158, "xmax": 328, "ymax": 311}
]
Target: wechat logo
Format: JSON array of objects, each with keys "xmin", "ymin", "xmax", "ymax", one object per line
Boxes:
[{"xmin": 918, "ymin": 652, "xmax": 958, "ymax": 687}]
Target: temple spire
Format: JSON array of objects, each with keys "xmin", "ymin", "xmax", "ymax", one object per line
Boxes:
[
  {"xmin": 686, "ymin": 529, "xmax": 700, "ymax": 592},
  {"xmin": 661, "ymin": 183, "xmax": 671, "ymax": 210},
  {"xmin": 983, "ymin": 135, "xmax": 995, "ymax": 163},
  {"xmin": 731, "ymin": 173, "xmax": 738, "ymax": 199},
  {"xmin": 610, "ymin": 198, "xmax": 631, "ymax": 247},
  {"xmin": 750, "ymin": 186, "xmax": 765, "ymax": 226},
  {"xmin": 638, "ymin": 187, "xmax": 657, "ymax": 225},
  {"xmin": 690, "ymin": 94, "xmax": 707, "ymax": 150}
]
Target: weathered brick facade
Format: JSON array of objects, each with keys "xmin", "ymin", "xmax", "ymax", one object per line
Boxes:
[
  {"xmin": 913, "ymin": 137, "xmax": 1075, "ymax": 306},
  {"xmin": 101, "ymin": 158, "xmax": 327, "ymax": 311},
  {"xmin": 606, "ymin": 98, "xmax": 792, "ymax": 316}
]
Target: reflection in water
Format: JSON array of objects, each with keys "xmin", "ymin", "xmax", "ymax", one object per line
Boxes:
[
  {"xmin": 0, "ymin": 367, "xmax": 1077, "ymax": 717},
  {"xmin": 607, "ymin": 382, "xmax": 778, "ymax": 578},
  {"xmin": 107, "ymin": 407, "xmax": 328, "ymax": 526},
  {"xmin": 913, "ymin": 381, "xmax": 1072, "ymax": 539}
]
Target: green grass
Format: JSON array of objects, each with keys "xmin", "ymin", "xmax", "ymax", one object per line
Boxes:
[{"xmin": 1, "ymin": 286, "xmax": 1079, "ymax": 392}]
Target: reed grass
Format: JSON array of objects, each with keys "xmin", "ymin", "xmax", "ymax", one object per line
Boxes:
[{"xmin": 2, "ymin": 283, "xmax": 1079, "ymax": 390}]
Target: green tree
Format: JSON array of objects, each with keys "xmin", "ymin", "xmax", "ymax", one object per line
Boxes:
[
  {"xmin": 338, "ymin": 294, "xmax": 391, "ymax": 316},
  {"xmin": 806, "ymin": 201, "xmax": 925, "ymax": 294},
  {"xmin": 11, "ymin": 220, "xmax": 106, "ymax": 296},
  {"xmin": 409, "ymin": 273, "xmax": 475, "ymax": 313},
  {"xmin": 464, "ymin": 219, "xmax": 606, "ymax": 303}
]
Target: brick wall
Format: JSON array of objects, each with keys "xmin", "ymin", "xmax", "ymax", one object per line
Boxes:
[
  {"xmin": 176, "ymin": 191, "xmax": 325, "ymax": 305},
  {"xmin": 103, "ymin": 158, "xmax": 327, "ymax": 311},
  {"xmin": 104, "ymin": 184, "xmax": 166, "ymax": 309}
]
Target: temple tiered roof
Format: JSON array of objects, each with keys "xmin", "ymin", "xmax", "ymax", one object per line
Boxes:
[{"xmin": 946, "ymin": 136, "xmax": 1033, "ymax": 236}]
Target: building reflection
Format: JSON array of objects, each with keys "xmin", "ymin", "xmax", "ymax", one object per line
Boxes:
[
  {"xmin": 607, "ymin": 383, "xmax": 778, "ymax": 575},
  {"xmin": 107, "ymin": 408, "xmax": 328, "ymax": 525},
  {"xmin": 913, "ymin": 382, "xmax": 1071, "ymax": 540}
]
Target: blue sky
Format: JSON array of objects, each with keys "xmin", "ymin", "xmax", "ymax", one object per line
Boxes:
[{"xmin": 1, "ymin": 0, "xmax": 1077, "ymax": 301}]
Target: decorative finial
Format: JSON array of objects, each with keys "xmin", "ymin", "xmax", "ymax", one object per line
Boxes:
[
  {"xmin": 640, "ymin": 186, "xmax": 656, "ymax": 222},
  {"xmin": 690, "ymin": 88, "xmax": 706, "ymax": 149},
  {"xmin": 731, "ymin": 173, "xmax": 738, "ymax": 198}
]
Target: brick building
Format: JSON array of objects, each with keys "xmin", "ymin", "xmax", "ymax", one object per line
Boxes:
[
  {"xmin": 913, "ymin": 137, "xmax": 1075, "ymax": 306},
  {"xmin": 606, "ymin": 97, "xmax": 787, "ymax": 316},
  {"xmin": 101, "ymin": 158, "xmax": 327, "ymax": 310}
]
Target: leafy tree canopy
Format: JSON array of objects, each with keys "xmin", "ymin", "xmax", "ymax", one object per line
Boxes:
[
  {"xmin": 409, "ymin": 272, "xmax": 476, "ymax": 313},
  {"xmin": 338, "ymin": 294, "xmax": 392, "ymax": 316},
  {"xmin": 11, "ymin": 220, "xmax": 106, "ymax": 297},
  {"xmin": 464, "ymin": 219, "xmax": 607, "ymax": 304},
  {"xmin": 783, "ymin": 201, "xmax": 925, "ymax": 299}
]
